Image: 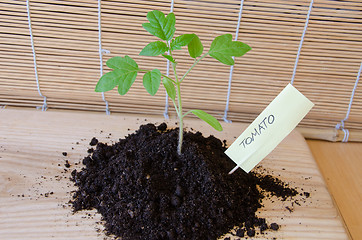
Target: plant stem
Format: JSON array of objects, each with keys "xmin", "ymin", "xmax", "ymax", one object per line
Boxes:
[
  {"xmin": 182, "ymin": 110, "xmax": 193, "ymax": 118},
  {"xmin": 171, "ymin": 98, "xmax": 179, "ymax": 116},
  {"xmin": 180, "ymin": 52, "xmax": 208, "ymax": 83},
  {"xmin": 176, "ymin": 54, "xmax": 210, "ymax": 154},
  {"xmin": 176, "ymin": 81, "xmax": 183, "ymax": 155},
  {"xmin": 170, "ymin": 60, "xmax": 184, "ymax": 155},
  {"xmin": 167, "ymin": 43, "xmax": 184, "ymax": 155},
  {"xmin": 167, "ymin": 45, "xmax": 209, "ymax": 155}
]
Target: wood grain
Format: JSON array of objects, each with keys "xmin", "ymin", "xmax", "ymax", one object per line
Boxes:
[
  {"xmin": 0, "ymin": 109, "xmax": 348, "ymax": 239},
  {"xmin": 307, "ymin": 140, "xmax": 362, "ymax": 240}
]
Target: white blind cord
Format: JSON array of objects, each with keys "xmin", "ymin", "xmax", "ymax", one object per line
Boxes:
[
  {"xmin": 98, "ymin": 0, "xmax": 110, "ymax": 115},
  {"xmin": 335, "ymin": 62, "xmax": 361, "ymax": 142},
  {"xmin": 164, "ymin": 0, "xmax": 175, "ymax": 120},
  {"xmin": 290, "ymin": 0, "xmax": 314, "ymax": 86},
  {"xmin": 223, "ymin": 0, "xmax": 245, "ymax": 123},
  {"xmin": 27, "ymin": 0, "xmax": 47, "ymax": 111}
]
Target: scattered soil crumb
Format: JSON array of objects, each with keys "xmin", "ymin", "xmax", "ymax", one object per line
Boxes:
[
  {"xmin": 64, "ymin": 160, "xmax": 71, "ymax": 168},
  {"xmin": 285, "ymin": 206, "xmax": 294, "ymax": 213},
  {"xmin": 89, "ymin": 137, "xmax": 98, "ymax": 146},
  {"xmin": 270, "ymin": 223, "xmax": 279, "ymax": 231}
]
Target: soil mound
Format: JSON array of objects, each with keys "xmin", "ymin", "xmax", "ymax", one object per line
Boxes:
[{"xmin": 70, "ymin": 123, "xmax": 297, "ymax": 239}]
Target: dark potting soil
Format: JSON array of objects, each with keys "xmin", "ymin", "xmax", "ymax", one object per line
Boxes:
[{"xmin": 70, "ymin": 123, "xmax": 298, "ymax": 240}]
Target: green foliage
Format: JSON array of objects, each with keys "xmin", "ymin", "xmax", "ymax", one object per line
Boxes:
[
  {"xmin": 143, "ymin": 69, "xmax": 161, "ymax": 96},
  {"xmin": 95, "ymin": 56, "xmax": 139, "ymax": 95},
  {"xmin": 191, "ymin": 110, "xmax": 223, "ymax": 131},
  {"xmin": 162, "ymin": 78, "xmax": 176, "ymax": 101},
  {"xmin": 171, "ymin": 34, "xmax": 195, "ymax": 51},
  {"xmin": 95, "ymin": 71, "xmax": 121, "ymax": 92},
  {"xmin": 162, "ymin": 54, "xmax": 176, "ymax": 63},
  {"xmin": 115, "ymin": 56, "xmax": 139, "ymax": 95},
  {"xmin": 209, "ymin": 34, "xmax": 252, "ymax": 65},
  {"xmin": 187, "ymin": 35, "xmax": 203, "ymax": 59},
  {"xmin": 140, "ymin": 41, "xmax": 168, "ymax": 56},
  {"xmin": 95, "ymin": 10, "xmax": 251, "ymax": 154},
  {"xmin": 106, "ymin": 56, "xmax": 124, "ymax": 69},
  {"xmin": 142, "ymin": 10, "xmax": 176, "ymax": 41},
  {"xmin": 106, "ymin": 55, "xmax": 138, "ymax": 71}
]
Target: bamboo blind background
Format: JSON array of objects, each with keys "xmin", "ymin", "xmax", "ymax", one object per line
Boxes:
[{"xmin": 0, "ymin": 0, "xmax": 361, "ymax": 133}]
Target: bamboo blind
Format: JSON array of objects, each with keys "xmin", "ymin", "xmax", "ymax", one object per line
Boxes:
[{"xmin": 0, "ymin": 0, "xmax": 361, "ymax": 135}]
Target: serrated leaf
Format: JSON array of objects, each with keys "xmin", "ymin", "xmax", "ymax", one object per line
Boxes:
[
  {"xmin": 162, "ymin": 54, "xmax": 176, "ymax": 63},
  {"xmin": 143, "ymin": 69, "xmax": 161, "ymax": 96},
  {"xmin": 162, "ymin": 78, "xmax": 176, "ymax": 101},
  {"xmin": 140, "ymin": 41, "xmax": 168, "ymax": 56},
  {"xmin": 95, "ymin": 70, "xmax": 121, "ymax": 92},
  {"xmin": 142, "ymin": 10, "xmax": 176, "ymax": 41},
  {"xmin": 191, "ymin": 110, "xmax": 223, "ymax": 131},
  {"xmin": 209, "ymin": 34, "xmax": 251, "ymax": 65},
  {"xmin": 188, "ymin": 35, "xmax": 203, "ymax": 58},
  {"xmin": 171, "ymin": 34, "xmax": 195, "ymax": 51}
]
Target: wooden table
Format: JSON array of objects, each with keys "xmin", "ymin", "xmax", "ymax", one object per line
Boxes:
[
  {"xmin": 307, "ymin": 140, "xmax": 362, "ymax": 240},
  {"xmin": 0, "ymin": 109, "xmax": 348, "ymax": 239}
]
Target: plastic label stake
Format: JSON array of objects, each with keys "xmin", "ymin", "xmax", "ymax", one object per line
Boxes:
[{"xmin": 225, "ymin": 84, "xmax": 314, "ymax": 174}]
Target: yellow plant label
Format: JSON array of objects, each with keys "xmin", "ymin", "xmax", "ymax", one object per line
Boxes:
[{"xmin": 225, "ymin": 84, "xmax": 314, "ymax": 174}]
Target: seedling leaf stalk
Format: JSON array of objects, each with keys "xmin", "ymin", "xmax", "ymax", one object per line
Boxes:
[{"xmin": 95, "ymin": 10, "xmax": 251, "ymax": 155}]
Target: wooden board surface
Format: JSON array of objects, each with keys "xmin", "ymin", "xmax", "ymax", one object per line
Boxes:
[
  {"xmin": 307, "ymin": 140, "xmax": 361, "ymax": 240},
  {"xmin": 0, "ymin": 109, "xmax": 348, "ymax": 239}
]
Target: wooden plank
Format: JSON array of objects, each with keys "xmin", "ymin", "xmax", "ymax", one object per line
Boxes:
[
  {"xmin": 307, "ymin": 140, "xmax": 362, "ymax": 240},
  {"xmin": 0, "ymin": 109, "xmax": 348, "ymax": 239}
]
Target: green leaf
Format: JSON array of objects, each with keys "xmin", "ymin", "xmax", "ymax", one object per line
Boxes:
[
  {"xmin": 106, "ymin": 57, "xmax": 123, "ymax": 70},
  {"xmin": 209, "ymin": 34, "xmax": 251, "ymax": 65},
  {"xmin": 142, "ymin": 10, "xmax": 176, "ymax": 41},
  {"xmin": 164, "ymin": 13, "xmax": 176, "ymax": 40},
  {"xmin": 95, "ymin": 70, "xmax": 121, "ymax": 92},
  {"xmin": 171, "ymin": 34, "xmax": 195, "ymax": 51},
  {"xmin": 191, "ymin": 110, "xmax": 223, "ymax": 131},
  {"xmin": 106, "ymin": 55, "xmax": 139, "ymax": 71},
  {"xmin": 96, "ymin": 56, "xmax": 140, "ymax": 95},
  {"xmin": 143, "ymin": 69, "xmax": 161, "ymax": 96},
  {"xmin": 117, "ymin": 69, "xmax": 138, "ymax": 95},
  {"xmin": 100, "ymin": 56, "xmax": 140, "ymax": 95},
  {"xmin": 162, "ymin": 77, "xmax": 176, "ymax": 101},
  {"xmin": 162, "ymin": 54, "xmax": 176, "ymax": 63},
  {"xmin": 188, "ymin": 35, "xmax": 203, "ymax": 58},
  {"xmin": 140, "ymin": 41, "xmax": 168, "ymax": 56}
]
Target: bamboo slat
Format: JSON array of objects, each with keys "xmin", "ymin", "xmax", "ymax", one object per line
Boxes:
[
  {"xmin": 299, "ymin": 127, "xmax": 362, "ymax": 142},
  {"xmin": 0, "ymin": 0, "xmax": 361, "ymax": 140}
]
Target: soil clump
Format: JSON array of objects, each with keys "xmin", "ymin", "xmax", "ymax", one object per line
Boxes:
[{"xmin": 70, "ymin": 123, "xmax": 298, "ymax": 239}]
